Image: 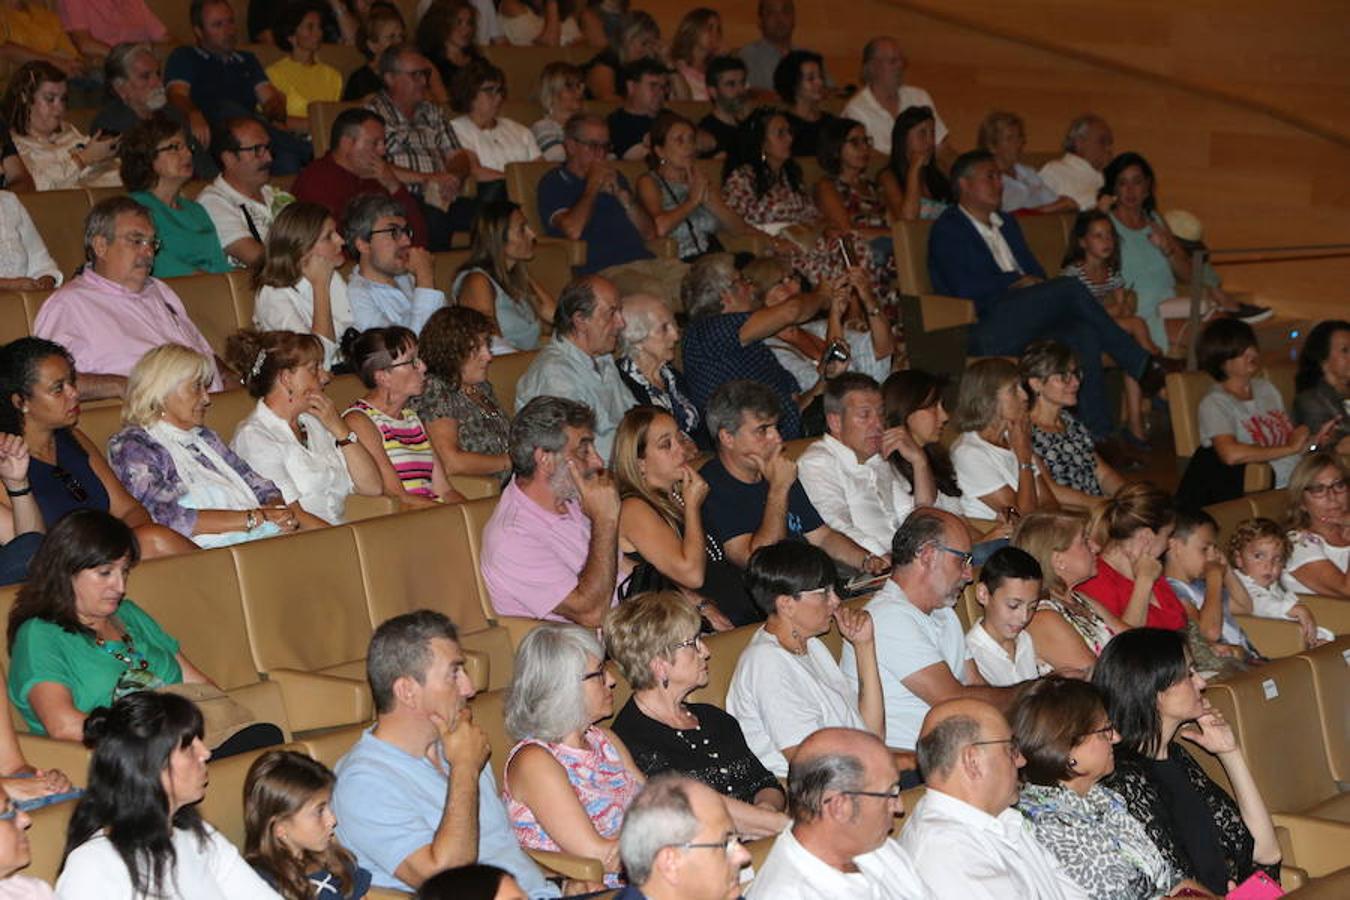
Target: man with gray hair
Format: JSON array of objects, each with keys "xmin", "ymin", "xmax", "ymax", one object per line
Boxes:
[
  {"xmin": 901, "ymin": 699, "xmax": 1088, "ymax": 898},
  {"xmin": 344, "ymin": 193, "xmax": 445, "ymax": 332},
  {"xmin": 1038, "ymin": 114, "xmax": 1115, "ymax": 210},
  {"xmin": 33, "ymin": 196, "xmax": 228, "ymax": 400},
  {"xmin": 614, "ymin": 774, "xmax": 751, "ymax": 900},
  {"xmin": 480, "ymin": 395, "xmax": 621, "ymax": 626},
  {"xmin": 514, "ymin": 275, "xmax": 636, "ymax": 459},
  {"xmin": 333, "ymin": 609, "xmax": 558, "ymax": 896},
  {"xmin": 749, "ymin": 727, "xmax": 932, "ymax": 898},
  {"xmin": 841, "ymin": 508, "xmax": 1014, "ymax": 752},
  {"xmin": 841, "ymin": 37, "xmax": 952, "ymax": 162}
]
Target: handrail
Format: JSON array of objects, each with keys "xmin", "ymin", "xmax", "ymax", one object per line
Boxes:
[{"xmin": 1208, "ymin": 243, "xmax": 1350, "ymax": 256}]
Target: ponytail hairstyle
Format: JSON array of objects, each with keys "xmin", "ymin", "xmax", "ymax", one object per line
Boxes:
[
  {"xmin": 1085, "ymin": 481, "xmax": 1174, "ymax": 551},
  {"xmin": 224, "ymin": 330, "xmax": 326, "ymax": 399}
]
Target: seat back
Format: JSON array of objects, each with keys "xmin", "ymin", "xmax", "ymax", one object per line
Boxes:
[
  {"xmin": 779, "ymin": 437, "xmax": 816, "ymax": 462},
  {"xmin": 468, "ymin": 687, "xmax": 513, "ymax": 789},
  {"xmin": 892, "ymin": 219, "xmax": 936, "ymax": 296},
  {"xmin": 1202, "ymin": 496, "xmax": 1257, "ymax": 544},
  {"xmin": 17, "ymin": 288, "xmax": 53, "ymax": 335},
  {"xmin": 1165, "ymin": 370, "xmax": 1214, "ymax": 458},
  {"xmin": 22, "ymin": 189, "xmax": 91, "ymax": 281},
  {"xmin": 458, "ymin": 496, "xmax": 502, "ymax": 621},
  {"xmin": 484, "ymin": 44, "xmax": 592, "ymax": 103},
  {"xmin": 957, "ymin": 583, "xmax": 980, "ymax": 632},
  {"xmin": 505, "ymin": 160, "xmax": 563, "ymax": 235},
  {"xmin": 433, "ymin": 250, "xmax": 473, "ymax": 292},
  {"xmin": 308, "ymin": 100, "xmax": 366, "ymax": 156},
  {"xmin": 1296, "ymin": 637, "xmax": 1349, "ymax": 783},
  {"xmin": 164, "ymin": 272, "xmax": 243, "ymax": 359},
  {"xmin": 0, "ymin": 292, "xmax": 31, "ymax": 344},
  {"xmin": 204, "ymin": 388, "xmax": 262, "ymax": 442},
  {"xmin": 1266, "ymin": 361, "xmax": 1296, "ymax": 408},
  {"xmin": 328, "ymin": 374, "xmax": 368, "ymax": 413},
  {"xmin": 225, "ymin": 267, "xmax": 258, "ymax": 330},
  {"xmin": 196, "ymin": 744, "xmax": 277, "ymax": 848},
  {"xmin": 686, "ymin": 623, "xmax": 761, "ymax": 709},
  {"xmin": 1019, "ymin": 212, "xmax": 1073, "ymax": 276},
  {"xmin": 487, "ymin": 349, "xmax": 538, "ymax": 415},
  {"xmin": 1247, "ymin": 489, "xmax": 1290, "ymax": 525}
]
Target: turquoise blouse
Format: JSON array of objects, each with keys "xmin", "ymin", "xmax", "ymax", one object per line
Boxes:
[{"xmin": 131, "ymin": 190, "xmax": 233, "ymax": 278}]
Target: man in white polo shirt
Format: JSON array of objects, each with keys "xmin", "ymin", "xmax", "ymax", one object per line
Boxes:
[{"xmin": 842, "ymin": 37, "xmax": 953, "ymax": 166}]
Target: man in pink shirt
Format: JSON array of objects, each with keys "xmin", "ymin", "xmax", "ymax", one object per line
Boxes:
[
  {"xmin": 480, "ymin": 395, "xmax": 621, "ymax": 626},
  {"xmin": 34, "ymin": 196, "xmax": 229, "ymax": 401}
]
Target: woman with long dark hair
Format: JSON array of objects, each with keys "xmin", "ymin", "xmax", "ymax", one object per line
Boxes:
[
  {"xmin": 773, "ymin": 49, "xmax": 836, "ymax": 157},
  {"xmin": 451, "ymin": 201, "xmax": 555, "ymax": 352},
  {"xmin": 1292, "ymin": 319, "xmax": 1350, "ymax": 455},
  {"xmin": 879, "ymin": 106, "xmax": 951, "ymax": 222}
]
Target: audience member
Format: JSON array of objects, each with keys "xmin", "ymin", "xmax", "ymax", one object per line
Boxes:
[
  {"xmin": 606, "ymin": 592, "xmax": 786, "ymax": 832},
  {"xmin": 584, "ymin": 10, "xmax": 660, "ymax": 102},
  {"xmin": 498, "ymin": 0, "xmax": 581, "ymax": 47},
  {"xmin": 531, "ymin": 61, "xmax": 584, "ymax": 161},
  {"xmin": 34, "ymin": 196, "xmax": 225, "ymax": 400},
  {"xmin": 109, "ymin": 344, "xmax": 317, "ymax": 545},
  {"xmin": 612, "ymin": 773, "xmax": 752, "ymax": 900},
  {"xmin": 227, "ymin": 329, "xmax": 382, "ymax": 525},
  {"xmin": 701, "ymin": 380, "xmax": 889, "ymax": 573},
  {"xmin": 164, "ymin": 0, "xmax": 311, "ymax": 175},
  {"xmin": 738, "ymin": 0, "xmax": 795, "ymax": 94},
  {"xmin": 1283, "ymin": 451, "xmax": 1349, "ymax": 597},
  {"xmin": 342, "ymin": 326, "xmax": 456, "ymax": 508},
  {"xmin": 902, "ymin": 698, "xmax": 1088, "ymax": 898},
  {"xmin": 727, "ymin": 542, "xmax": 885, "ymax": 777},
  {"xmin": 480, "ymin": 396, "xmax": 620, "ymax": 625},
  {"xmin": 252, "ymin": 200, "xmax": 353, "ymax": 367},
  {"xmin": 451, "ymin": 200, "xmax": 554, "ymax": 351},
  {"xmin": 966, "ymin": 546, "xmax": 1046, "ymax": 686},
  {"xmin": 513, "ymin": 276, "xmax": 634, "ymax": 458},
  {"xmin": 0, "ymin": 116, "xmax": 33, "ymax": 192},
  {"xmin": 815, "ymin": 118, "xmax": 893, "ymax": 272},
  {"xmin": 878, "ymin": 106, "xmax": 951, "ymax": 223},
  {"xmin": 978, "ymin": 111, "xmax": 1075, "ymax": 214},
  {"xmin": 843, "ymin": 37, "xmax": 950, "ymax": 159},
  {"xmin": 1292, "ymin": 319, "xmax": 1350, "ymax": 455},
  {"xmin": 56, "ymin": 691, "xmax": 284, "ymax": 895},
  {"xmin": 55, "ymin": 0, "xmax": 167, "ymax": 54},
  {"xmin": 265, "ymin": 2, "xmax": 343, "ymax": 124},
  {"xmin": 1, "ymin": 61, "xmax": 120, "ymax": 191},
  {"xmin": 877, "ymin": 370, "xmax": 974, "ymax": 520},
  {"xmin": 1164, "ymin": 509, "xmax": 1262, "ymax": 664},
  {"xmin": 198, "ymin": 117, "xmax": 294, "ymax": 268},
  {"xmin": 0, "ymin": 432, "xmax": 43, "ymax": 586},
  {"xmin": 842, "ymin": 508, "xmax": 1012, "ymax": 751},
  {"xmin": 748, "ymin": 727, "xmax": 931, "ymax": 899},
  {"xmin": 293, "ymin": 107, "xmax": 431, "ymax": 247},
  {"xmin": 0, "ymin": 793, "xmax": 50, "ymax": 898},
  {"xmin": 1093, "ymin": 628, "xmax": 1282, "ymax": 895},
  {"xmin": 1226, "ymin": 518, "xmax": 1329, "ymax": 648},
  {"xmin": 698, "ymin": 55, "xmax": 749, "ymax": 158},
  {"xmin": 343, "ymin": 2, "xmax": 405, "ymax": 101},
  {"xmin": 608, "ymin": 58, "xmax": 669, "ymax": 161},
  {"xmin": 667, "ymin": 8, "xmax": 721, "ymax": 101},
  {"xmin": 611, "ymin": 408, "xmax": 746, "ymax": 626},
  {"xmin": 248, "ymin": 0, "xmax": 358, "ymax": 46},
  {"xmin": 242, "ymin": 748, "xmax": 373, "ymax": 899},
  {"xmin": 415, "ymin": 863, "xmax": 525, "ymax": 900},
  {"xmin": 775, "ymin": 50, "xmax": 835, "ymax": 158},
  {"xmin": 0, "ymin": 337, "xmax": 194, "ymax": 557},
  {"xmin": 120, "ymin": 112, "xmax": 232, "ymax": 277},
  {"xmin": 413, "ymin": 306, "xmax": 511, "ymax": 485},
  {"xmin": 930, "ymin": 156, "xmax": 1169, "ymax": 440},
  {"xmin": 448, "ymin": 59, "xmax": 540, "ymax": 190},
  {"xmin": 1038, "ymin": 115, "xmax": 1114, "ymax": 211},
  {"xmin": 616, "ymin": 296, "xmax": 702, "ymax": 447},
  {"xmin": 1011, "ymin": 677, "xmax": 1192, "ymax": 900},
  {"xmin": 1021, "ymin": 340, "xmax": 1126, "ymax": 503},
  {"xmin": 417, "ymin": 0, "xmax": 482, "ymax": 99},
  {"xmin": 94, "ymin": 42, "xmax": 217, "ymax": 181},
  {"xmin": 503, "ymin": 624, "xmax": 644, "ymax": 888},
  {"xmin": 0, "ymin": 189, "xmax": 58, "ymax": 289},
  {"xmin": 332, "ymin": 610, "xmax": 557, "ymax": 896},
  {"xmin": 344, "ymin": 194, "xmax": 444, "ymax": 333},
  {"xmin": 951, "ymin": 358, "xmax": 1060, "ymax": 520}
]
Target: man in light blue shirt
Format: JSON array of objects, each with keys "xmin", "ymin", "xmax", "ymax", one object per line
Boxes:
[
  {"xmin": 333, "ymin": 610, "xmax": 558, "ymax": 897},
  {"xmin": 514, "ymin": 275, "xmax": 636, "ymax": 460},
  {"xmin": 342, "ymin": 193, "xmax": 446, "ymax": 333}
]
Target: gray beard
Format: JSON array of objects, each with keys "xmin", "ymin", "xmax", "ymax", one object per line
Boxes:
[
  {"xmin": 143, "ymin": 88, "xmax": 168, "ymax": 111},
  {"xmin": 549, "ymin": 463, "xmax": 579, "ymax": 502}
]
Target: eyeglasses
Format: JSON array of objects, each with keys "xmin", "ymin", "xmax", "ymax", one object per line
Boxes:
[
  {"xmin": 1052, "ymin": 368, "xmax": 1083, "ymax": 382},
  {"xmin": 573, "ymin": 138, "xmax": 610, "ymax": 152},
  {"xmin": 386, "ymin": 355, "xmax": 421, "ymax": 369},
  {"xmin": 1305, "ymin": 479, "xmax": 1347, "ymax": 497},
  {"xmin": 840, "ymin": 780, "xmax": 902, "ymax": 801},
  {"xmin": 118, "ymin": 233, "xmax": 162, "ymax": 252},
  {"xmin": 669, "ymin": 634, "xmax": 705, "ymax": 653},
  {"xmin": 581, "ymin": 665, "xmax": 608, "ymax": 682},
  {"xmin": 970, "ymin": 736, "xmax": 1020, "ymax": 758},
  {"xmin": 234, "ymin": 142, "xmax": 272, "ymax": 157},
  {"xmin": 52, "ymin": 466, "xmax": 89, "ymax": 503},
  {"xmin": 479, "ymin": 84, "xmax": 503, "ymax": 96},
  {"xmin": 932, "ymin": 543, "xmax": 974, "ymax": 567},
  {"xmin": 1079, "ymin": 723, "xmax": 1116, "ymax": 742},
  {"xmin": 370, "ymin": 224, "xmax": 415, "ymax": 241},
  {"xmin": 154, "ymin": 140, "xmax": 186, "ymax": 155},
  {"xmin": 398, "ymin": 68, "xmax": 433, "ymax": 81},
  {"xmin": 677, "ymin": 832, "xmax": 743, "ymax": 858}
]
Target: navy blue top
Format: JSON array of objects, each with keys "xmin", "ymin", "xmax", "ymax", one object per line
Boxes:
[
  {"xmin": 699, "ymin": 455, "xmax": 824, "ymax": 546},
  {"xmin": 29, "ymin": 429, "xmax": 111, "ymax": 527},
  {"xmin": 537, "ymin": 166, "xmax": 653, "ymax": 273},
  {"xmin": 927, "ymin": 205, "xmax": 1044, "ymax": 317},
  {"xmin": 164, "ymin": 46, "xmax": 269, "ymax": 120},
  {"xmin": 682, "ymin": 312, "xmax": 803, "ymax": 440}
]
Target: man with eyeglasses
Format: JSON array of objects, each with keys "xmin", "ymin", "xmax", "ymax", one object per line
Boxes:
[
  {"xmin": 344, "ymin": 193, "xmax": 446, "ymax": 333},
  {"xmin": 614, "ymin": 773, "xmax": 752, "ymax": 900},
  {"xmin": 842, "ymin": 37, "xmax": 952, "ymax": 161},
  {"xmin": 749, "ymin": 727, "xmax": 932, "ymax": 898},
  {"xmin": 842, "ymin": 508, "xmax": 1016, "ymax": 754},
  {"xmin": 903, "ymin": 699, "xmax": 1089, "ymax": 898},
  {"xmin": 197, "ymin": 117, "xmax": 294, "ymax": 268},
  {"xmin": 34, "ymin": 196, "xmax": 230, "ymax": 400}
]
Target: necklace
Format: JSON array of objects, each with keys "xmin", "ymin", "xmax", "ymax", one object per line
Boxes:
[
  {"xmin": 93, "ymin": 623, "xmax": 149, "ymax": 671},
  {"xmin": 638, "ymin": 697, "xmax": 725, "ymax": 767},
  {"xmin": 461, "ymin": 384, "xmax": 503, "ymax": 419}
]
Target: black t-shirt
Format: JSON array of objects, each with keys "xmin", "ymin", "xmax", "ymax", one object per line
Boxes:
[
  {"xmin": 698, "ymin": 456, "xmax": 824, "ymax": 547},
  {"xmin": 1143, "ymin": 754, "xmax": 1232, "ymax": 894},
  {"xmin": 785, "ymin": 110, "xmax": 839, "ymax": 157},
  {"xmin": 343, "ymin": 66, "xmax": 383, "ymax": 101},
  {"xmin": 698, "ymin": 113, "xmax": 739, "ymax": 159},
  {"xmin": 608, "ymin": 108, "xmax": 656, "ymax": 160}
]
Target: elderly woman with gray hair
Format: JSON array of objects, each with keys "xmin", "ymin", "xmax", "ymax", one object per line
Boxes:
[
  {"xmin": 503, "ymin": 623, "xmax": 645, "ymax": 888},
  {"xmin": 616, "ymin": 294, "xmax": 703, "ymax": 450}
]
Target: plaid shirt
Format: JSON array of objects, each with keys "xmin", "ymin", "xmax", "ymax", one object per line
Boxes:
[{"xmin": 365, "ymin": 91, "xmax": 461, "ymax": 196}]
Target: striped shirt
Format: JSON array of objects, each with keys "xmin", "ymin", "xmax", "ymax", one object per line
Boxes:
[
  {"xmin": 1062, "ymin": 261, "xmax": 1125, "ymax": 303},
  {"xmin": 345, "ymin": 399, "xmax": 437, "ymax": 498}
]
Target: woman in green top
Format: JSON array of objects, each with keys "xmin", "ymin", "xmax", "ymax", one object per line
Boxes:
[{"xmin": 119, "ymin": 112, "xmax": 232, "ymax": 278}]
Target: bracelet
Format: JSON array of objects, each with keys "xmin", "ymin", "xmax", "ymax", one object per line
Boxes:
[
  {"xmin": 3, "ymin": 484, "xmax": 30, "ymax": 497},
  {"xmin": 1019, "ymin": 462, "xmax": 1036, "ymax": 471},
  {"xmin": 245, "ymin": 509, "xmax": 259, "ymax": 530}
]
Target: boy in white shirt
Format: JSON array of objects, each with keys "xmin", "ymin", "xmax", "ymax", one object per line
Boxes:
[
  {"xmin": 964, "ymin": 546, "xmax": 1047, "ymax": 686},
  {"xmin": 1228, "ymin": 518, "xmax": 1332, "ymax": 649}
]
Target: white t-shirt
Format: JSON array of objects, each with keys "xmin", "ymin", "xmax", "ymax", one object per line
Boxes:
[
  {"xmin": 747, "ymin": 828, "xmax": 934, "ymax": 899},
  {"xmin": 841, "ymin": 580, "xmax": 968, "ymax": 751},
  {"xmin": 56, "ymin": 824, "xmax": 281, "ymax": 899},
  {"xmin": 1197, "ymin": 378, "xmax": 1299, "ymax": 487},
  {"xmin": 841, "ymin": 84, "xmax": 949, "ymax": 155},
  {"xmin": 1285, "ymin": 529, "xmax": 1350, "ymax": 594},
  {"xmin": 726, "ymin": 628, "xmax": 866, "ymax": 778},
  {"xmin": 451, "ymin": 116, "xmax": 542, "ymax": 172},
  {"xmin": 231, "ymin": 399, "xmax": 356, "ymax": 524},
  {"xmin": 1038, "ymin": 153, "xmax": 1103, "ymax": 212},
  {"xmin": 952, "ymin": 431, "xmax": 1035, "ymax": 520},
  {"xmin": 196, "ymin": 177, "xmax": 287, "ymax": 265},
  {"xmin": 965, "ymin": 620, "xmax": 1042, "ymax": 686},
  {"xmin": 253, "ymin": 272, "xmax": 354, "ymax": 369}
]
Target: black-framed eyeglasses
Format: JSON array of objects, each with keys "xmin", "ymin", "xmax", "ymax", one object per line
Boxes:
[
  {"xmin": 398, "ymin": 67, "xmax": 432, "ymax": 81},
  {"xmin": 52, "ymin": 466, "xmax": 88, "ymax": 502},
  {"xmin": 677, "ymin": 832, "xmax": 743, "ymax": 857},
  {"xmin": 1078, "ymin": 724, "xmax": 1116, "ymax": 741},
  {"xmin": 235, "ymin": 142, "xmax": 272, "ymax": 157},
  {"xmin": 386, "ymin": 355, "xmax": 421, "ymax": 369},
  {"xmin": 932, "ymin": 543, "xmax": 974, "ymax": 567},
  {"xmin": 154, "ymin": 140, "xmax": 186, "ymax": 155},
  {"xmin": 1305, "ymin": 479, "xmax": 1347, "ymax": 497},
  {"xmin": 970, "ymin": 737, "xmax": 1020, "ymax": 758},
  {"xmin": 581, "ymin": 656, "xmax": 609, "ymax": 682},
  {"xmin": 370, "ymin": 224, "xmax": 415, "ymax": 241},
  {"xmin": 840, "ymin": 780, "xmax": 902, "ymax": 801},
  {"xmin": 669, "ymin": 634, "xmax": 705, "ymax": 653},
  {"xmin": 1052, "ymin": 368, "xmax": 1083, "ymax": 382}
]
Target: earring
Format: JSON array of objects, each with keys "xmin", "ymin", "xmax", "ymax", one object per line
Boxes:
[
  {"xmin": 661, "ymin": 676, "xmax": 669, "ymax": 689},
  {"xmin": 1068, "ymin": 756, "xmax": 1078, "ymax": 767}
]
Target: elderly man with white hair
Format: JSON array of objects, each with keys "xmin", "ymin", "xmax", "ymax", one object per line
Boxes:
[
  {"xmin": 617, "ymin": 293, "xmax": 704, "ymax": 450},
  {"xmin": 1038, "ymin": 115, "xmax": 1115, "ymax": 211},
  {"xmin": 841, "ymin": 37, "xmax": 951, "ymax": 163}
]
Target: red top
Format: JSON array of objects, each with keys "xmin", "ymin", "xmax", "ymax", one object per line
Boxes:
[
  {"xmin": 292, "ymin": 152, "xmax": 429, "ymax": 247},
  {"xmin": 1078, "ymin": 558, "xmax": 1189, "ymax": 631}
]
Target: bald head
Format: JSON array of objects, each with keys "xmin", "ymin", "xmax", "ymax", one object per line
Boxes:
[
  {"xmin": 861, "ymin": 37, "xmax": 905, "ymax": 91},
  {"xmin": 917, "ymin": 699, "xmax": 1022, "ymax": 814},
  {"xmin": 890, "ymin": 507, "xmax": 973, "ymax": 611}
]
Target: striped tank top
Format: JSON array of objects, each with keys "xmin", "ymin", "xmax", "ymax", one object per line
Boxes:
[{"xmin": 344, "ymin": 399, "xmax": 437, "ymax": 499}]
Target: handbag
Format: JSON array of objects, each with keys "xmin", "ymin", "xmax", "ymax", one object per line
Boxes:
[{"xmin": 160, "ymin": 683, "xmax": 261, "ymax": 751}]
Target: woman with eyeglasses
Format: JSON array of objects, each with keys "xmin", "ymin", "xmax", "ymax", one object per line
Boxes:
[
  {"xmin": 726, "ymin": 542, "xmax": 886, "ymax": 778},
  {"xmin": 120, "ymin": 112, "xmax": 231, "ymax": 278},
  {"xmin": 531, "ymin": 62, "xmax": 585, "ymax": 162},
  {"xmin": 0, "ymin": 337, "xmax": 196, "ymax": 559},
  {"xmin": 815, "ymin": 118, "xmax": 894, "ymax": 271},
  {"xmin": 341, "ymin": 326, "xmax": 461, "ymax": 509},
  {"xmin": 0, "ymin": 792, "xmax": 51, "ymax": 897},
  {"xmin": 1092, "ymin": 629, "xmax": 1282, "ymax": 896},
  {"xmin": 1020, "ymin": 340, "xmax": 1126, "ymax": 505},
  {"xmin": 448, "ymin": 60, "xmax": 540, "ymax": 195},
  {"xmin": 1011, "ymin": 676, "xmax": 1201, "ymax": 900},
  {"xmin": 605, "ymin": 592, "xmax": 788, "ymax": 838},
  {"xmin": 502, "ymin": 623, "xmax": 645, "ymax": 890},
  {"xmin": 1283, "ymin": 452, "xmax": 1350, "ymax": 598}
]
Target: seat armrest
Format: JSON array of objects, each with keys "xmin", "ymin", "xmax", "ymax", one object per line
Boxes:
[
  {"xmin": 225, "ymin": 680, "xmax": 293, "ymax": 740},
  {"xmin": 462, "ymin": 648, "xmax": 489, "ymax": 692},
  {"xmin": 1233, "ymin": 614, "xmax": 1305, "ymax": 658},
  {"xmin": 343, "ymin": 494, "xmax": 400, "ymax": 521},
  {"xmin": 538, "ymin": 236, "xmax": 586, "ymax": 267},
  {"xmin": 918, "ymin": 294, "xmax": 976, "ymax": 331},
  {"xmin": 494, "ymin": 615, "xmax": 543, "ymax": 650},
  {"xmin": 1243, "ymin": 463, "xmax": 1273, "ymax": 492},
  {"xmin": 645, "ymin": 236, "xmax": 678, "ymax": 258},
  {"xmin": 526, "ymin": 848, "xmax": 605, "ymax": 883},
  {"xmin": 1280, "ymin": 863, "xmax": 1309, "ymax": 892},
  {"xmin": 448, "ymin": 474, "xmax": 502, "ymax": 500},
  {"xmin": 1270, "ymin": 812, "xmax": 1350, "ymax": 877},
  {"xmin": 366, "ymin": 888, "xmax": 413, "ymax": 899},
  {"xmin": 265, "ymin": 669, "xmax": 374, "ymax": 733},
  {"xmin": 15, "ymin": 734, "xmax": 91, "ymax": 789},
  {"xmin": 1298, "ymin": 596, "xmax": 1350, "ymax": 636}
]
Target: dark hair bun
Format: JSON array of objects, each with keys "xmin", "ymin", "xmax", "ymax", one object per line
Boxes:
[{"xmin": 82, "ymin": 704, "xmax": 114, "ymax": 748}]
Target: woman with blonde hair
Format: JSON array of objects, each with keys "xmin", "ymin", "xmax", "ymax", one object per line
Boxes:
[
  {"xmin": 976, "ymin": 111, "xmax": 1076, "ymax": 215},
  {"xmin": 108, "ymin": 344, "xmax": 321, "ymax": 547},
  {"xmin": 530, "ymin": 61, "xmax": 585, "ymax": 160},
  {"xmin": 253, "ymin": 201, "xmax": 354, "ymax": 369},
  {"xmin": 452, "ymin": 201, "xmax": 555, "ymax": 352},
  {"xmin": 1283, "ymin": 450, "xmax": 1349, "ymax": 598},
  {"xmin": 668, "ymin": 8, "xmax": 722, "ymax": 101},
  {"xmin": 0, "ymin": 61, "xmax": 120, "ymax": 191},
  {"xmin": 951, "ymin": 357, "xmax": 1060, "ymax": 521}
]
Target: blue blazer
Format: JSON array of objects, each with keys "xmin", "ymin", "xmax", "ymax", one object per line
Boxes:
[{"xmin": 927, "ymin": 205, "xmax": 1045, "ymax": 317}]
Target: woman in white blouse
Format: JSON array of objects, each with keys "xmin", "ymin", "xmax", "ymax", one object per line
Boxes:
[
  {"xmin": 227, "ymin": 330, "xmax": 382, "ymax": 525},
  {"xmin": 0, "ymin": 190, "xmax": 60, "ymax": 289},
  {"xmin": 1284, "ymin": 451, "xmax": 1350, "ymax": 598},
  {"xmin": 0, "ymin": 61, "xmax": 121, "ymax": 191},
  {"xmin": 951, "ymin": 358, "xmax": 1060, "ymax": 522},
  {"xmin": 253, "ymin": 202, "xmax": 353, "ymax": 368},
  {"xmin": 449, "ymin": 59, "xmax": 540, "ymax": 193}
]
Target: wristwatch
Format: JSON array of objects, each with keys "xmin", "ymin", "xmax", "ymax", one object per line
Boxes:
[{"xmin": 335, "ymin": 431, "xmax": 358, "ymax": 447}]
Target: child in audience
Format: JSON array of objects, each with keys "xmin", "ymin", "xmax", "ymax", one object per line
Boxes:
[
  {"xmin": 1163, "ymin": 509, "xmax": 1263, "ymax": 668},
  {"xmin": 244, "ymin": 749, "xmax": 372, "ymax": 900},
  {"xmin": 1228, "ymin": 518, "xmax": 1332, "ymax": 650},
  {"xmin": 965, "ymin": 546, "xmax": 1049, "ymax": 685}
]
